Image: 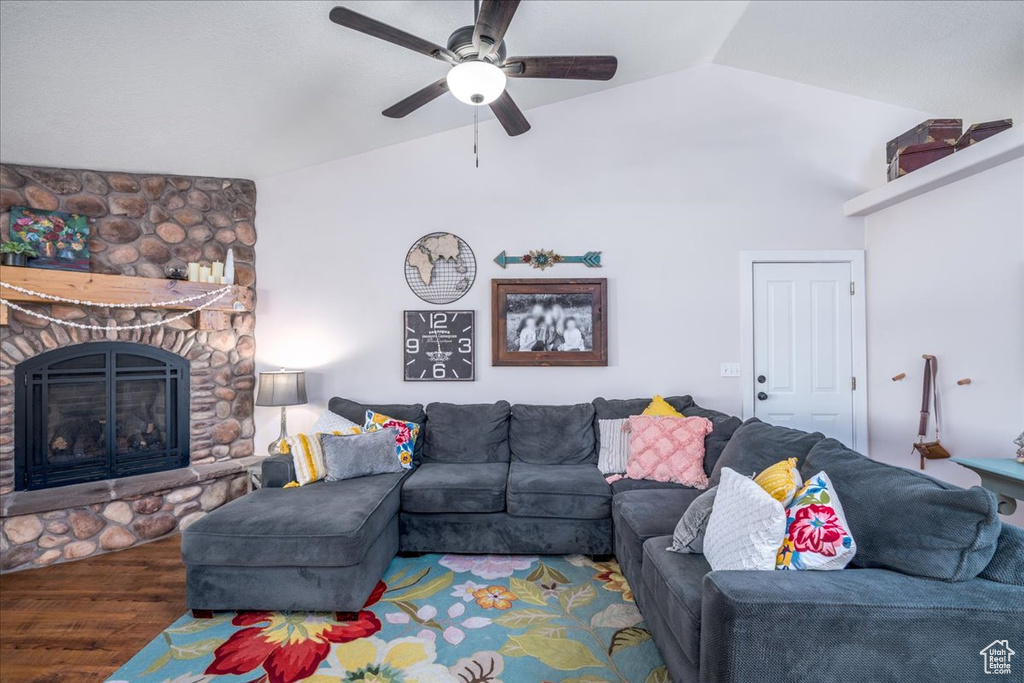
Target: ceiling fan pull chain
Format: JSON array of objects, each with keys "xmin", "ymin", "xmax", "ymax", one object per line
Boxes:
[{"xmin": 474, "ymin": 106, "xmax": 480, "ymax": 168}]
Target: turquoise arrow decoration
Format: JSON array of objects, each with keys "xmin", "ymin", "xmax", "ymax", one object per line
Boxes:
[{"xmin": 494, "ymin": 249, "xmax": 602, "ymax": 270}]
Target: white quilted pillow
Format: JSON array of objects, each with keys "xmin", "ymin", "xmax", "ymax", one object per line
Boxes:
[
  {"xmin": 703, "ymin": 467, "xmax": 788, "ymax": 571},
  {"xmin": 311, "ymin": 410, "xmax": 362, "ymax": 435}
]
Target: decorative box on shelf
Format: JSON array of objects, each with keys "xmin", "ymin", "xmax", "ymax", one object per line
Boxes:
[
  {"xmin": 887, "ymin": 140, "xmax": 956, "ymax": 181},
  {"xmin": 886, "ymin": 118, "xmax": 962, "ymax": 166},
  {"xmin": 955, "ymin": 119, "xmax": 1013, "ymax": 151}
]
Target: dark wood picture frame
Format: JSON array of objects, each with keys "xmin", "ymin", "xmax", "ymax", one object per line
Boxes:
[{"xmin": 491, "ymin": 278, "xmax": 608, "ymax": 367}]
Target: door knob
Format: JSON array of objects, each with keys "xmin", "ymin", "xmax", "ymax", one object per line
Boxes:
[
  {"xmin": 757, "ymin": 392, "xmax": 768, "ymax": 401},
  {"xmin": 757, "ymin": 375, "xmax": 766, "ymax": 384}
]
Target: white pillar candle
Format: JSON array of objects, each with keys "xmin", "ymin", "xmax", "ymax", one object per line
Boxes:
[
  {"xmin": 187, "ymin": 262, "xmax": 200, "ymax": 282},
  {"xmin": 199, "ymin": 265, "xmax": 211, "ymax": 283},
  {"xmin": 224, "ymin": 249, "xmax": 235, "ymax": 285},
  {"xmin": 211, "ymin": 261, "xmax": 224, "ymax": 280}
]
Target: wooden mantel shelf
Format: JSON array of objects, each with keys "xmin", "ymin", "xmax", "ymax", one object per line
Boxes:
[
  {"xmin": 0, "ymin": 265, "xmax": 253, "ymax": 328},
  {"xmin": 844, "ymin": 128, "xmax": 1024, "ymax": 217}
]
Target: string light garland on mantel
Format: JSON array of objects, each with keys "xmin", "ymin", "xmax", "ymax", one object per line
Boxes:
[{"xmin": 0, "ymin": 284, "xmax": 234, "ymax": 332}]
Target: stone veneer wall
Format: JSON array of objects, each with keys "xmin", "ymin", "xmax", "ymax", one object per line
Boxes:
[{"xmin": 0, "ymin": 164, "xmax": 257, "ymax": 571}]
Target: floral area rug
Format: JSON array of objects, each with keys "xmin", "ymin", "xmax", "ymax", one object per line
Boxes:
[{"xmin": 108, "ymin": 554, "xmax": 668, "ymax": 683}]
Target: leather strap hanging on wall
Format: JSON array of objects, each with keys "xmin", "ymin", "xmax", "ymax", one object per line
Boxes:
[{"xmin": 913, "ymin": 354, "xmax": 952, "ymax": 469}]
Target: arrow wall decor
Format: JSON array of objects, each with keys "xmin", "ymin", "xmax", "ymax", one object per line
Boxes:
[{"xmin": 494, "ymin": 249, "xmax": 602, "ymax": 270}]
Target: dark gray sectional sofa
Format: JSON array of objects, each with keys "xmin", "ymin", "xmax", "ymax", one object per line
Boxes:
[{"xmin": 182, "ymin": 396, "xmax": 1024, "ymax": 682}]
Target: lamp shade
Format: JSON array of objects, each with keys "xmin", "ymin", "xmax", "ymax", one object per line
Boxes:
[
  {"xmin": 255, "ymin": 369, "xmax": 307, "ymax": 407},
  {"xmin": 446, "ymin": 61, "xmax": 507, "ymax": 105}
]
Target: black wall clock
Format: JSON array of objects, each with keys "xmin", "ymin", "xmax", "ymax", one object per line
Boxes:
[{"xmin": 404, "ymin": 310, "xmax": 475, "ymax": 381}]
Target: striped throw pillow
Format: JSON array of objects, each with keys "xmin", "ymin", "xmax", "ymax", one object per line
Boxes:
[
  {"xmin": 598, "ymin": 418, "xmax": 630, "ymax": 475},
  {"xmin": 284, "ymin": 433, "xmax": 327, "ymax": 487}
]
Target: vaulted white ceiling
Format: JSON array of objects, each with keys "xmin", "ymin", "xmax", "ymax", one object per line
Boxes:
[{"xmin": 1, "ymin": 1, "xmax": 1021, "ymax": 179}]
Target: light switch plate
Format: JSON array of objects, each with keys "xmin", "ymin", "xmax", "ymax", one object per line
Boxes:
[{"xmin": 720, "ymin": 363, "xmax": 741, "ymax": 378}]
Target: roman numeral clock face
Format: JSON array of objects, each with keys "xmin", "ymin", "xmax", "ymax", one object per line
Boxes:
[{"xmin": 404, "ymin": 311, "xmax": 475, "ymax": 381}]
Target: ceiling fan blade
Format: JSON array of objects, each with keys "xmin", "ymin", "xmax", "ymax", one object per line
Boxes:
[
  {"xmin": 504, "ymin": 56, "xmax": 618, "ymax": 81},
  {"xmin": 329, "ymin": 6, "xmax": 453, "ymax": 62},
  {"xmin": 473, "ymin": 0, "xmax": 520, "ymax": 57},
  {"xmin": 489, "ymin": 91, "xmax": 530, "ymax": 137},
  {"xmin": 382, "ymin": 78, "xmax": 449, "ymax": 118}
]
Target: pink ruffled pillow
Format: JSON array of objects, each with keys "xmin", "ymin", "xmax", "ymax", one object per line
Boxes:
[{"xmin": 625, "ymin": 415, "xmax": 712, "ymax": 488}]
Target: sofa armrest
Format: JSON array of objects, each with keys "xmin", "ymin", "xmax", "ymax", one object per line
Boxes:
[
  {"xmin": 261, "ymin": 454, "xmax": 296, "ymax": 488},
  {"xmin": 700, "ymin": 568, "xmax": 1024, "ymax": 682}
]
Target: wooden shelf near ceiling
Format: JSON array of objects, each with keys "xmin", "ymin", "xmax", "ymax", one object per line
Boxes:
[{"xmin": 0, "ymin": 266, "xmax": 253, "ymax": 330}]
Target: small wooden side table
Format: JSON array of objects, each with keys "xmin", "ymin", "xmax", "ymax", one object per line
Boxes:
[{"xmin": 952, "ymin": 457, "xmax": 1024, "ymax": 515}]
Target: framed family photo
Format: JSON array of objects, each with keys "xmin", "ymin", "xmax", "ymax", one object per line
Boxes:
[{"xmin": 491, "ymin": 278, "xmax": 608, "ymax": 367}]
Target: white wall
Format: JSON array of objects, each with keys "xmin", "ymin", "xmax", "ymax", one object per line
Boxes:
[
  {"xmin": 865, "ymin": 158, "xmax": 1024, "ymax": 525},
  {"xmin": 253, "ymin": 64, "xmax": 926, "ymax": 446}
]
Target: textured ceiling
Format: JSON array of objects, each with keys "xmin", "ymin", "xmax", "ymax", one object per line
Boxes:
[
  {"xmin": 714, "ymin": 1, "xmax": 1024, "ymax": 126},
  {"xmin": 0, "ymin": 0, "xmax": 748, "ymax": 178},
  {"xmin": 0, "ymin": 1, "xmax": 1021, "ymax": 180}
]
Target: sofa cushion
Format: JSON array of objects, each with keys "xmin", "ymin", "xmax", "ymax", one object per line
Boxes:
[
  {"xmin": 593, "ymin": 396, "xmax": 694, "ymax": 420},
  {"xmin": 710, "ymin": 418, "xmax": 824, "ymax": 486},
  {"xmin": 423, "ymin": 402, "xmax": 510, "ymax": 463},
  {"xmin": 980, "ymin": 524, "xmax": 1024, "ymax": 586},
  {"xmin": 329, "ymin": 397, "xmax": 426, "ymax": 461},
  {"xmin": 510, "ymin": 403, "xmax": 597, "ymax": 465},
  {"xmin": 612, "ymin": 488, "xmax": 702, "ymax": 583},
  {"xmin": 642, "ymin": 535, "xmax": 711, "ymax": 665},
  {"xmin": 684, "ymin": 403, "xmax": 743, "ymax": 476},
  {"xmin": 182, "ymin": 473, "xmax": 405, "ymax": 568},
  {"xmin": 506, "ymin": 462, "xmax": 610, "ymax": 519},
  {"xmin": 805, "ymin": 438, "xmax": 1001, "ymax": 582},
  {"xmin": 401, "ymin": 462, "xmax": 508, "ymax": 514},
  {"xmin": 610, "ymin": 478, "xmax": 694, "ymax": 495}
]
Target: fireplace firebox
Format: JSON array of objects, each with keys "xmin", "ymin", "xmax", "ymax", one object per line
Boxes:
[{"xmin": 14, "ymin": 342, "xmax": 190, "ymax": 491}]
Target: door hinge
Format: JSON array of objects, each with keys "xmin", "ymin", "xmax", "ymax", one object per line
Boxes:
[
  {"xmin": 850, "ymin": 282, "xmax": 855, "ymax": 295},
  {"xmin": 851, "ymin": 377, "xmax": 857, "ymax": 390}
]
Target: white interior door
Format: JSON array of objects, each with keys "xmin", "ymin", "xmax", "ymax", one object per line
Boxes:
[{"xmin": 752, "ymin": 262, "xmax": 855, "ymax": 445}]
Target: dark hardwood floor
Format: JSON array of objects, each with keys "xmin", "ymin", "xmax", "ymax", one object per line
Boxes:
[{"xmin": 0, "ymin": 535, "xmax": 186, "ymax": 683}]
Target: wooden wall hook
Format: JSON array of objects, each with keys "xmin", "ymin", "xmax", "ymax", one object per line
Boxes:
[
  {"xmin": 892, "ymin": 372, "xmax": 906, "ymax": 382},
  {"xmin": 957, "ymin": 378, "xmax": 972, "ymax": 386}
]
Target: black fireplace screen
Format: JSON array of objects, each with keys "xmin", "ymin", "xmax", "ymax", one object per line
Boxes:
[{"xmin": 15, "ymin": 342, "xmax": 190, "ymax": 491}]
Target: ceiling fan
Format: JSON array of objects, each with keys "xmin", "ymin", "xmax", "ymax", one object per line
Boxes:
[{"xmin": 329, "ymin": 1, "xmax": 618, "ymax": 136}]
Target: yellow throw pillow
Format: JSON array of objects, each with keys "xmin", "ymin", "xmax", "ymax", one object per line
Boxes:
[
  {"xmin": 642, "ymin": 395, "xmax": 685, "ymax": 418},
  {"xmin": 754, "ymin": 457, "xmax": 802, "ymax": 506}
]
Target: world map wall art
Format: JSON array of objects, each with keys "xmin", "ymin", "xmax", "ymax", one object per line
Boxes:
[
  {"xmin": 9, "ymin": 206, "xmax": 90, "ymax": 272},
  {"xmin": 404, "ymin": 232, "xmax": 477, "ymax": 305}
]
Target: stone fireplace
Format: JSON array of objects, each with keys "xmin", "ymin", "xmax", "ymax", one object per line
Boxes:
[
  {"xmin": 15, "ymin": 342, "xmax": 190, "ymax": 491},
  {"xmin": 1, "ymin": 163, "xmax": 259, "ymax": 571}
]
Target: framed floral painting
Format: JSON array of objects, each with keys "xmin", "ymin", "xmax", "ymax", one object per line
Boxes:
[{"xmin": 9, "ymin": 206, "xmax": 90, "ymax": 272}]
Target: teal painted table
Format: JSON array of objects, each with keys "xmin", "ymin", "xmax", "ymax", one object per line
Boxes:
[{"xmin": 952, "ymin": 458, "xmax": 1024, "ymax": 515}]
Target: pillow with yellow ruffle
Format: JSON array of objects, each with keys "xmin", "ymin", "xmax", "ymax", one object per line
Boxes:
[
  {"xmin": 364, "ymin": 410, "xmax": 419, "ymax": 469},
  {"xmin": 754, "ymin": 457, "xmax": 802, "ymax": 506},
  {"xmin": 283, "ymin": 433, "xmax": 327, "ymax": 487},
  {"xmin": 642, "ymin": 395, "xmax": 686, "ymax": 418}
]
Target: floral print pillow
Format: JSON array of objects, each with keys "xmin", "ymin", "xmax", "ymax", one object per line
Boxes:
[
  {"xmin": 364, "ymin": 410, "xmax": 419, "ymax": 469},
  {"xmin": 776, "ymin": 471, "xmax": 856, "ymax": 571}
]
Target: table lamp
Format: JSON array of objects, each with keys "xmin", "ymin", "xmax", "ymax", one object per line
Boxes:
[{"xmin": 255, "ymin": 368, "xmax": 307, "ymax": 456}]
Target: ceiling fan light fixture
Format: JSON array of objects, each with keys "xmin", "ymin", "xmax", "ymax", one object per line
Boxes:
[{"xmin": 446, "ymin": 61, "xmax": 507, "ymax": 105}]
